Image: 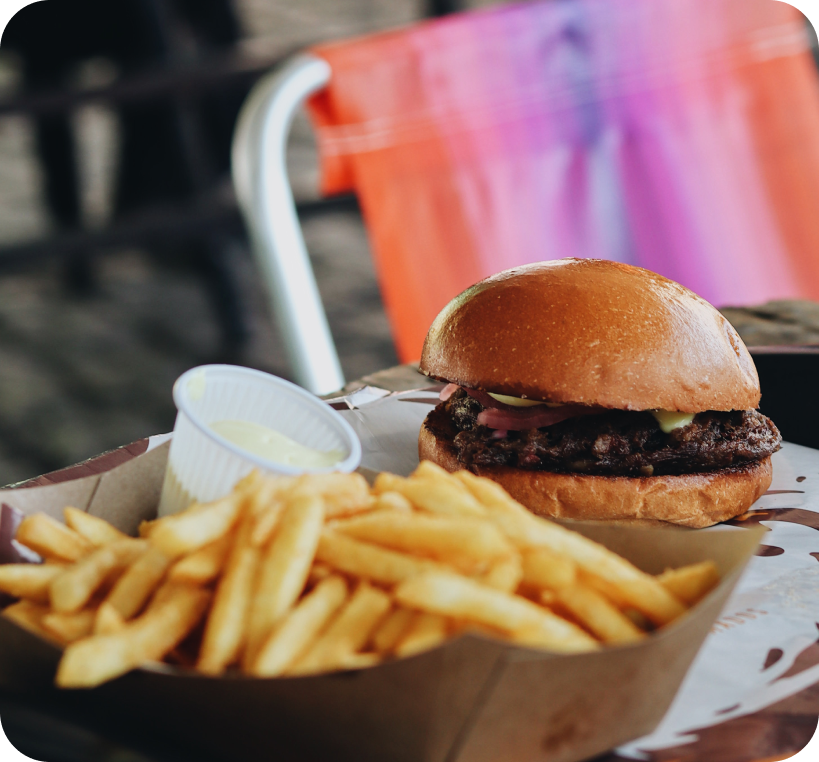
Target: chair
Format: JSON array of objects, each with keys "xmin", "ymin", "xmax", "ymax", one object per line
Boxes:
[
  {"xmin": 232, "ymin": 54, "xmax": 340, "ymax": 395},
  {"xmin": 232, "ymin": 0, "xmax": 819, "ymax": 396}
]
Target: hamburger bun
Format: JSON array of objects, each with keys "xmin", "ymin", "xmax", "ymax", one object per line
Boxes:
[{"xmin": 420, "ymin": 258, "xmax": 760, "ymax": 412}]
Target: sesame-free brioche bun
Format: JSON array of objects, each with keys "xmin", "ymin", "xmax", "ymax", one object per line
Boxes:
[
  {"xmin": 418, "ymin": 426, "xmax": 772, "ymax": 529},
  {"xmin": 420, "ymin": 259, "xmax": 760, "ymax": 413}
]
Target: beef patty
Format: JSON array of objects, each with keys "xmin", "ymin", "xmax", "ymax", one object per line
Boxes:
[{"xmin": 424, "ymin": 389, "xmax": 782, "ymax": 477}]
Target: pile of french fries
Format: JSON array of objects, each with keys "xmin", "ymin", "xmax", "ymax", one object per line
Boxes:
[{"xmin": 0, "ymin": 462, "xmax": 720, "ymax": 688}]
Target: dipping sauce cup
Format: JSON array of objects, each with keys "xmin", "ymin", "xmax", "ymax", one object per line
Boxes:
[{"xmin": 157, "ymin": 365, "xmax": 361, "ymax": 516}]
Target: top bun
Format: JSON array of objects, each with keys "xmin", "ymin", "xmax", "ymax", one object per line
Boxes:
[{"xmin": 420, "ymin": 259, "xmax": 759, "ymax": 412}]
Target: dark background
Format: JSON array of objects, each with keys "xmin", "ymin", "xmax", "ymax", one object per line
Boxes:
[{"xmin": 0, "ymin": 0, "xmax": 474, "ymax": 486}]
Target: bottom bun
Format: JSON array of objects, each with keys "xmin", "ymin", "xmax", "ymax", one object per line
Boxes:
[{"xmin": 418, "ymin": 425, "xmax": 772, "ymax": 529}]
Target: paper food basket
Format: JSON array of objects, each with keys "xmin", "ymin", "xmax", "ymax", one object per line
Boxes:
[{"xmin": 0, "ymin": 441, "xmax": 762, "ymax": 762}]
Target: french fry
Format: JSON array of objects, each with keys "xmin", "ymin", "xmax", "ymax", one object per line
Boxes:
[
  {"xmin": 336, "ymin": 652, "xmax": 381, "ymax": 670},
  {"xmin": 247, "ymin": 475, "xmax": 296, "ymax": 547},
  {"xmin": 252, "ymin": 576, "xmax": 348, "ymax": 677},
  {"xmin": 657, "ymin": 561, "xmax": 720, "ymax": 606},
  {"xmin": 410, "ymin": 478, "xmax": 488, "ymax": 517},
  {"xmin": 246, "ymin": 473, "xmax": 373, "ymax": 546},
  {"xmin": 413, "ymin": 460, "xmax": 454, "ymax": 480},
  {"xmin": 293, "ymin": 472, "xmax": 374, "ymax": 518},
  {"xmin": 94, "ymin": 603, "xmax": 127, "ymax": 635},
  {"xmin": 547, "ymin": 542, "xmax": 685, "ymax": 627},
  {"xmin": 198, "ymin": 515, "xmax": 262, "ymax": 675},
  {"xmin": 539, "ymin": 589, "xmax": 557, "ymax": 607},
  {"xmin": 481, "ymin": 551, "xmax": 523, "ymax": 593},
  {"xmin": 56, "ymin": 583, "xmax": 211, "ymax": 688},
  {"xmin": 43, "ymin": 608, "xmax": 97, "ymax": 642},
  {"xmin": 580, "ymin": 569, "xmax": 673, "ymax": 635},
  {"xmin": 15, "ymin": 514, "xmax": 92, "ymax": 562},
  {"xmin": 453, "ymin": 619, "xmax": 507, "ymax": 641},
  {"xmin": 376, "ymin": 473, "xmax": 486, "ymax": 518},
  {"xmin": 307, "ymin": 563, "xmax": 334, "ymax": 586},
  {"xmin": 63, "ymin": 507, "xmax": 129, "ymax": 547},
  {"xmin": 0, "ymin": 563, "xmax": 66, "ymax": 603},
  {"xmin": 456, "ymin": 471, "xmax": 686, "ymax": 625},
  {"xmin": 373, "ymin": 472, "xmax": 408, "ymax": 494},
  {"xmin": 249, "ymin": 503, "xmax": 284, "ymax": 548},
  {"xmin": 289, "ymin": 583, "xmax": 391, "ymax": 675},
  {"xmin": 244, "ymin": 493, "xmax": 325, "ymax": 667},
  {"xmin": 2, "ymin": 599, "xmax": 61, "ymax": 643},
  {"xmin": 622, "ymin": 608, "xmax": 652, "ymax": 631},
  {"xmin": 103, "ymin": 546, "xmax": 172, "ymax": 620},
  {"xmin": 371, "ymin": 607, "xmax": 415, "ymax": 653},
  {"xmin": 375, "ymin": 491, "xmax": 414, "ymax": 513},
  {"xmin": 553, "ymin": 585, "xmax": 646, "ymax": 644},
  {"xmin": 396, "ymin": 571, "xmax": 598, "ymax": 653},
  {"xmin": 168, "ymin": 533, "xmax": 233, "ymax": 585},
  {"xmin": 506, "ymin": 623, "xmax": 573, "ymax": 651},
  {"xmin": 454, "ymin": 470, "xmax": 534, "ymax": 520},
  {"xmin": 394, "ymin": 612, "xmax": 449, "ymax": 658},
  {"xmin": 50, "ymin": 539, "xmax": 146, "ymax": 614},
  {"xmin": 521, "ymin": 548, "xmax": 578, "ymax": 590},
  {"xmin": 316, "ymin": 530, "xmax": 452, "ymax": 586},
  {"xmin": 333, "ymin": 512, "xmax": 514, "ymax": 571},
  {"xmin": 233, "ymin": 469, "xmax": 267, "ymax": 495},
  {"xmin": 150, "ymin": 491, "xmax": 245, "ymax": 559},
  {"xmin": 579, "ymin": 571, "xmax": 630, "ymax": 608}
]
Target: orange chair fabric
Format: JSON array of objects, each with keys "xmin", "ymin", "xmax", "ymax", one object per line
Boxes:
[{"xmin": 308, "ymin": 1, "xmax": 819, "ymax": 362}]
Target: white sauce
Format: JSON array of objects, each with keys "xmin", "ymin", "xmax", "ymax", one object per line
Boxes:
[{"xmin": 210, "ymin": 420, "xmax": 343, "ymax": 468}]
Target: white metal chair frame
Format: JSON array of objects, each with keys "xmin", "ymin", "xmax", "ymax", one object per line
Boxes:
[{"xmin": 231, "ymin": 54, "xmax": 344, "ymax": 396}]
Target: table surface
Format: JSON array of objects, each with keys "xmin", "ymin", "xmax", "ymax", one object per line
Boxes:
[{"xmin": 1, "ymin": 363, "xmax": 817, "ymax": 762}]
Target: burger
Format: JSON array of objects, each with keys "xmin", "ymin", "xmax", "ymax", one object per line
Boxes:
[{"xmin": 418, "ymin": 259, "xmax": 781, "ymax": 528}]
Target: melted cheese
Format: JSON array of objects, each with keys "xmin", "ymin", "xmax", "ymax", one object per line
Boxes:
[{"xmin": 651, "ymin": 410, "xmax": 695, "ymax": 433}]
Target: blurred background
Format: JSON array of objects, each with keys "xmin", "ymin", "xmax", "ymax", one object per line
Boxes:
[
  {"xmin": 0, "ymin": 0, "xmax": 817, "ymax": 487},
  {"xmin": 0, "ymin": 0, "xmax": 485, "ymax": 486}
]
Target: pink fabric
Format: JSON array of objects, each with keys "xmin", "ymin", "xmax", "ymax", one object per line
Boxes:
[{"xmin": 309, "ymin": 0, "xmax": 819, "ymax": 361}]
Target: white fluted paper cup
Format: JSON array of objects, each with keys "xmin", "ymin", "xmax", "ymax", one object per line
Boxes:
[{"xmin": 157, "ymin": 365, "xmax": 361, "ymax": 516}]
